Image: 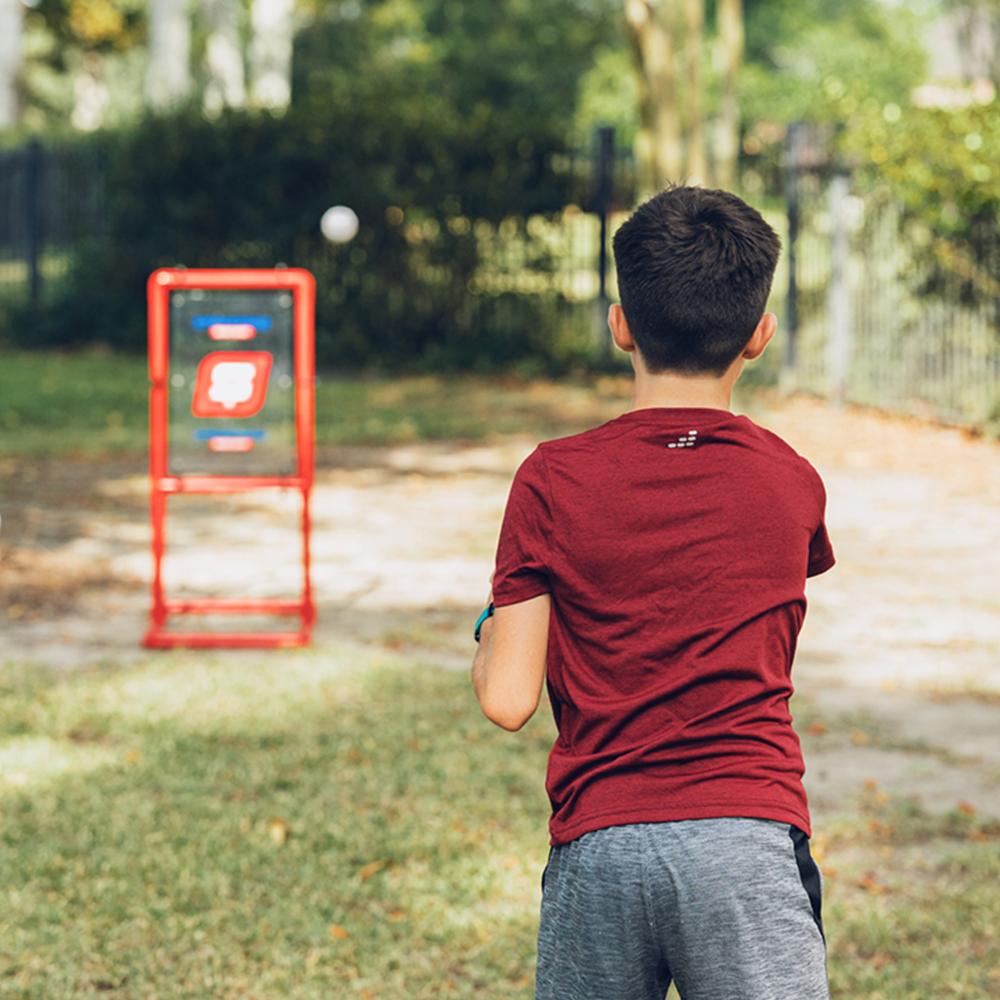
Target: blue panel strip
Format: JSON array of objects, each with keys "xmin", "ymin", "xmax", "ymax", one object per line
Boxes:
[
  {"xmin": 193, "ymin": 428, "xmax": 267, "ymax": 441},
  {"xmin": 191, "ymin": 314, "xmax": 274, "ymax": 331}
]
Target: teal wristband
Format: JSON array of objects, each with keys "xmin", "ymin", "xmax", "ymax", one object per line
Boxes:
[{"xmin": 474, "ymin": 601, "xmax": 495, "ymax": 642}]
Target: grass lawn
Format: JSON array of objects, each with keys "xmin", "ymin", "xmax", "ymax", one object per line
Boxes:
[
  {"xmin": 0, "ymin": 346, "xmax": 639, "ymax": 459},
  {"xmin": 1, "ymin": 646, "xmax": 997, "ymax": 998},
  {"xmin": 0, "ymin": 647, "xmax": 555, "ymax": 998}
]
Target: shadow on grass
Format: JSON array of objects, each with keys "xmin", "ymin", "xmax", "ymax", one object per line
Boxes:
[{"xmin": 0, "ymin": 647, "xmax": 555, "ymax": 999}]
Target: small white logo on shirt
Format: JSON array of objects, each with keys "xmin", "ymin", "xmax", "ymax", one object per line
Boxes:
[{"xmin": 667, "ymin": 430, "xmax": 698, "ymax": 449}]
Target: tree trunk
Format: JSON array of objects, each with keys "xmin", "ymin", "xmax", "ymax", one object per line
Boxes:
[
  {"xmin": 146, "ymin": 0, "xmax": 193, "ymax": 109},
  {"xmin": 624, "ymin": 0, "xmax": 683, "ymax": 191},
  {"xmin": 202, "ymin": 0, "xmax": 246, "ymax": 114},
  {"xmin": 71, "ymin": 53, "xmax": 110, "ymax": 131},
  {"xmin": 249, "ymin": 0, "xmax": 294, "ymax": 110},
  {"xmin": 683, "ymin": 0, "xmax": 706, "ymax": 184},
  {"xmin": 715, "ymin": 0, "xmax": 743, "ymax": 190},
  {"xmin": 0, "ymin": 0, "xmax": 23, "ymax": 128}
]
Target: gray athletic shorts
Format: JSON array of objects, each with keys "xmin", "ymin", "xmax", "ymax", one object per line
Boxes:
[{"xmin": 535, "ymin": 817, "xmax": 830, "ymax": 1000}]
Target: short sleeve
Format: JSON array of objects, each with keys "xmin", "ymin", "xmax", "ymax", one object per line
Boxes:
[
  {"xmin": 807, "ymin": 520, "xmax": 836, "ymax": 577},
  {"xmin": 805, "ymin": 464, "xmax": 836, "ymax": 577},
  {"xmin": 492, "ymin": 446, "xmax": 553, "ymax": 606}
]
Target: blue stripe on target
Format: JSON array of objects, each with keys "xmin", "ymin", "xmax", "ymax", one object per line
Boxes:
[
  {"xmin": 193, "ymin": 428, "xmax": 267, "ymax": 440},
  {"xmin": 191, "ymin": 314, "xmax": 274, "ymax": 331}
]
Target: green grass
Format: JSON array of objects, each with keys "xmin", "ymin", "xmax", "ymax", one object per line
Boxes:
[
  {"xmin": 1, "ymin": 649, "xmax": 997, "ymax": 998},
  {"xmin": 0, "ymin": 346, "xmax": 635, "ymax": 459},
  {"xmin": 0, "ymin": 649, "xmax": 556, "ymax": 998}
]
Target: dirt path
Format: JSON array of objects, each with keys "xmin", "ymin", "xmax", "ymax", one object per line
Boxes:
[{"xmin": 2, "ymin": 389, "xmax": 998, "ymax": 827}]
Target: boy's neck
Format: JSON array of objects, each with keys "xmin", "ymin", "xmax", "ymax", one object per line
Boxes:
[{"xmin": 627, "ymin": 366, "xmax": 737, "ymax": 413}]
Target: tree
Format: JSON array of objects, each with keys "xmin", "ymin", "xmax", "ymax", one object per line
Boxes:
[
  {"xmin": 249, "ymin": 0, "xmax": 293, "ymax": 109},
  {"xmin": 683, "ymin": 0, "xmax": 706, "ymax": 183},
  {"xmin": 624, "ymin": 0, "xmax": 683, "ymax": 188},
  {"xmin": 146, "ymin": 0, "xmax": 192, "ymax": 109},
  {"xmin": 0, "ymin": 0, "xmax": 24, "ymax": 128},
  {"xmin": 714, "ymin": 0, "xmax": 743, "ymax": 189},
  {"xmin": 201, "ymin": 0, "xmax": 245, "ymax": 114}
]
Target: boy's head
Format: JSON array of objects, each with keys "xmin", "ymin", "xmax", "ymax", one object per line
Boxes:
[{"xmin": 610, "ymin": 185, "xmax": 781, "ymax": 377}]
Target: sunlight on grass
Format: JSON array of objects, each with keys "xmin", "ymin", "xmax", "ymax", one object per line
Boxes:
[
  {"xmin": 0, "ymin": 649, "xmax": 555, "ymax": 998},
  {"xmin": 0, "ymin": 735, "xmax": 117, "ymax": 790}
]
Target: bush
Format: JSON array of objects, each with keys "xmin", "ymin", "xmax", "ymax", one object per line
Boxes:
[{"xmin": 6, "ymin": 99, "xmax": 590, "ymax": 372}]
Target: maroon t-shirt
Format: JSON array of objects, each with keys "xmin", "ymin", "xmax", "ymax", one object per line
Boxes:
[{"xmin": 491, "ymin": 406, "xmax": 835, "ymax": 846}]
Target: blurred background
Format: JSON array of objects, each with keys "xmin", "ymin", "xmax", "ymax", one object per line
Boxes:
[{"xmin": 0, "ymin": 2, "xmax": 998, "ymax": 998}]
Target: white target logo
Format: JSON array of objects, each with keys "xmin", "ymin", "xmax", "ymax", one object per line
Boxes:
[{"xmin": 208, "ymin": 361, "xmax": 258, "ymax": 410}]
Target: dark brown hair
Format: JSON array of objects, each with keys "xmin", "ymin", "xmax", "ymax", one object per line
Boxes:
[{"xmin": 611, "ymin": 185, "xmax": 781, "ymax": 375}]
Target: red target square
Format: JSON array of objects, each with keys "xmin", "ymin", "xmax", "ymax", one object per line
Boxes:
[{"xmin": 191, "ymin": 350, "xmax": 273, "ymax": 418}]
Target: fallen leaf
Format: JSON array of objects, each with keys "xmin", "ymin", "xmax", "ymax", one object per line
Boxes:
[
  {"xmin": 863, "ymin": 778, "xmax": 879, "ymax": 791},
  {"xmin": 805, "ymin": 722, "xmax": 828, "ymax": 735},
  {"xmin": 851, "ymin": 728, "xmax": 871, "ymax": 745},
  {"xmin": 357, "ymin": 859, "xmax": 388, "ymax": 881},
  {"xmin": 855, "ymin": 870, "xmax": 890, "ymax": 894},
  {"xmin": 957, "ymin": 801, "xmax": 975, "ymax": 816},
  {"xmin": 124, "ymin": 748, "xmax": 141, "ymax": 764},
  {"xmin": 388, "ymin": 908, "xmax": 406, "ymax": 921},
  {"xmin": 329, "ymin": 923, "xmax": 350, "ymax": 940},
  {"xmin": 269, "ymin": 818, "xmax": 291, "ymax": 844}
]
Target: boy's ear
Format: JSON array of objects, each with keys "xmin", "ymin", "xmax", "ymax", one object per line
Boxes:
[
  {"xmin": 742, "ymin": 312, "xmax": 777, "ymax": 360},
  {"xmin": 608, "ymin": 304, "xmax": 635, "ymax": 353}
]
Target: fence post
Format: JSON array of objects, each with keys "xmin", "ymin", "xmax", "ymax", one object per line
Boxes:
[
  {"xmin": 826, "ymin": 171, "xmax": 853, "ymax": 405},
  {"xmin": 25, "ymin": 138, "xmax": 43, "ymax": 308},
  {"xmin": 781, "ymin": 123, "xmax": 802, "ymax": 390},
  {"xmin": 593, "ymin": 125, "xmax": 615, "ymax": 356}
]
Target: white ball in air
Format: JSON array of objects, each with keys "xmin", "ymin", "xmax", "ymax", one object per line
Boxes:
[{"xmin": 320, "ymin": 205, "xmax": 359, "ymax": 243}]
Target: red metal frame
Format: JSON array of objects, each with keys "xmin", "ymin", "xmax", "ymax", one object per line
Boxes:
[{"xmin": 144, "ymin": 267, "xmax": 316, "ymax": 649}]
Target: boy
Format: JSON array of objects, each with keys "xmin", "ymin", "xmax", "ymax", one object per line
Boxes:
[{"xmin": 471, "ymin": 185, "xmax": 834, "ymax": 1000}]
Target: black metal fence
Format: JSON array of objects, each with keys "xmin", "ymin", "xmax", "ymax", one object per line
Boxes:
[
  {"xmin": 0, "ymin": 141, "xmax": 107, "ymax": 308},
  {"xmin": 1, "ymin": 127, "xmax": 997, "ymax": 428}
]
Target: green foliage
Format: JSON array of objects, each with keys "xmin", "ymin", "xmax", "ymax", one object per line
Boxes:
[
  {"xmin": 5, "ymin": 0, "xmax": 622, "ymax": 372},
  {"xmin": 841, "ymin": 98, "xmax": 998, "ymax": 236},
  {"xmin": 741, "ymin": 0, "xmax": 929, "ymax": 126},
  {"xmin": 4, "ymin": 104, "xmax": 585, "ymax": 371}
]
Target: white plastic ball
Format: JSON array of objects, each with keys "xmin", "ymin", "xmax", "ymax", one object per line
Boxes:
[{"xmin": 320, "ymin": 205, "xmax": 360, "ymax": 243}]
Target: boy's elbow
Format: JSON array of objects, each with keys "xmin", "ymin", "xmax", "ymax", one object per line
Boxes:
[{"xmin": 479, "ymin": 697, "xmax": 535, "ymax": 732}]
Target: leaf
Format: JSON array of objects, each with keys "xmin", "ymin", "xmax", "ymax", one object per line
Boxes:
[
  {"xmin": 851, "ymin": 728, "xmax": 871, "ymax": 745},
  {"xmin": 805, "ymin": 722, "xmax": 828, "ymax": 735},
  {"xmin": 957, "ymin": 800, "xmax": 975, "ymax": 815},
  {"xmin": 856, "ymin": 870, "xmax": 890, "ymax": 894},
  {"xmin": 329, "ymin": 923, "xmax": 350, "ymax": 940},
  {"xmin": 269, "ymin": 818, "xmax": 291, "ymax": 844},
  {"xmin": 357, "ymin": 859, "xmax": 388, "ymax": 881}
]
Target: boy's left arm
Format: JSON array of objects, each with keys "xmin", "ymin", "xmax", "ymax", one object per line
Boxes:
[{"xmin": 471, "ymin": 586, "xmax": 550, "ymax": 732}]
